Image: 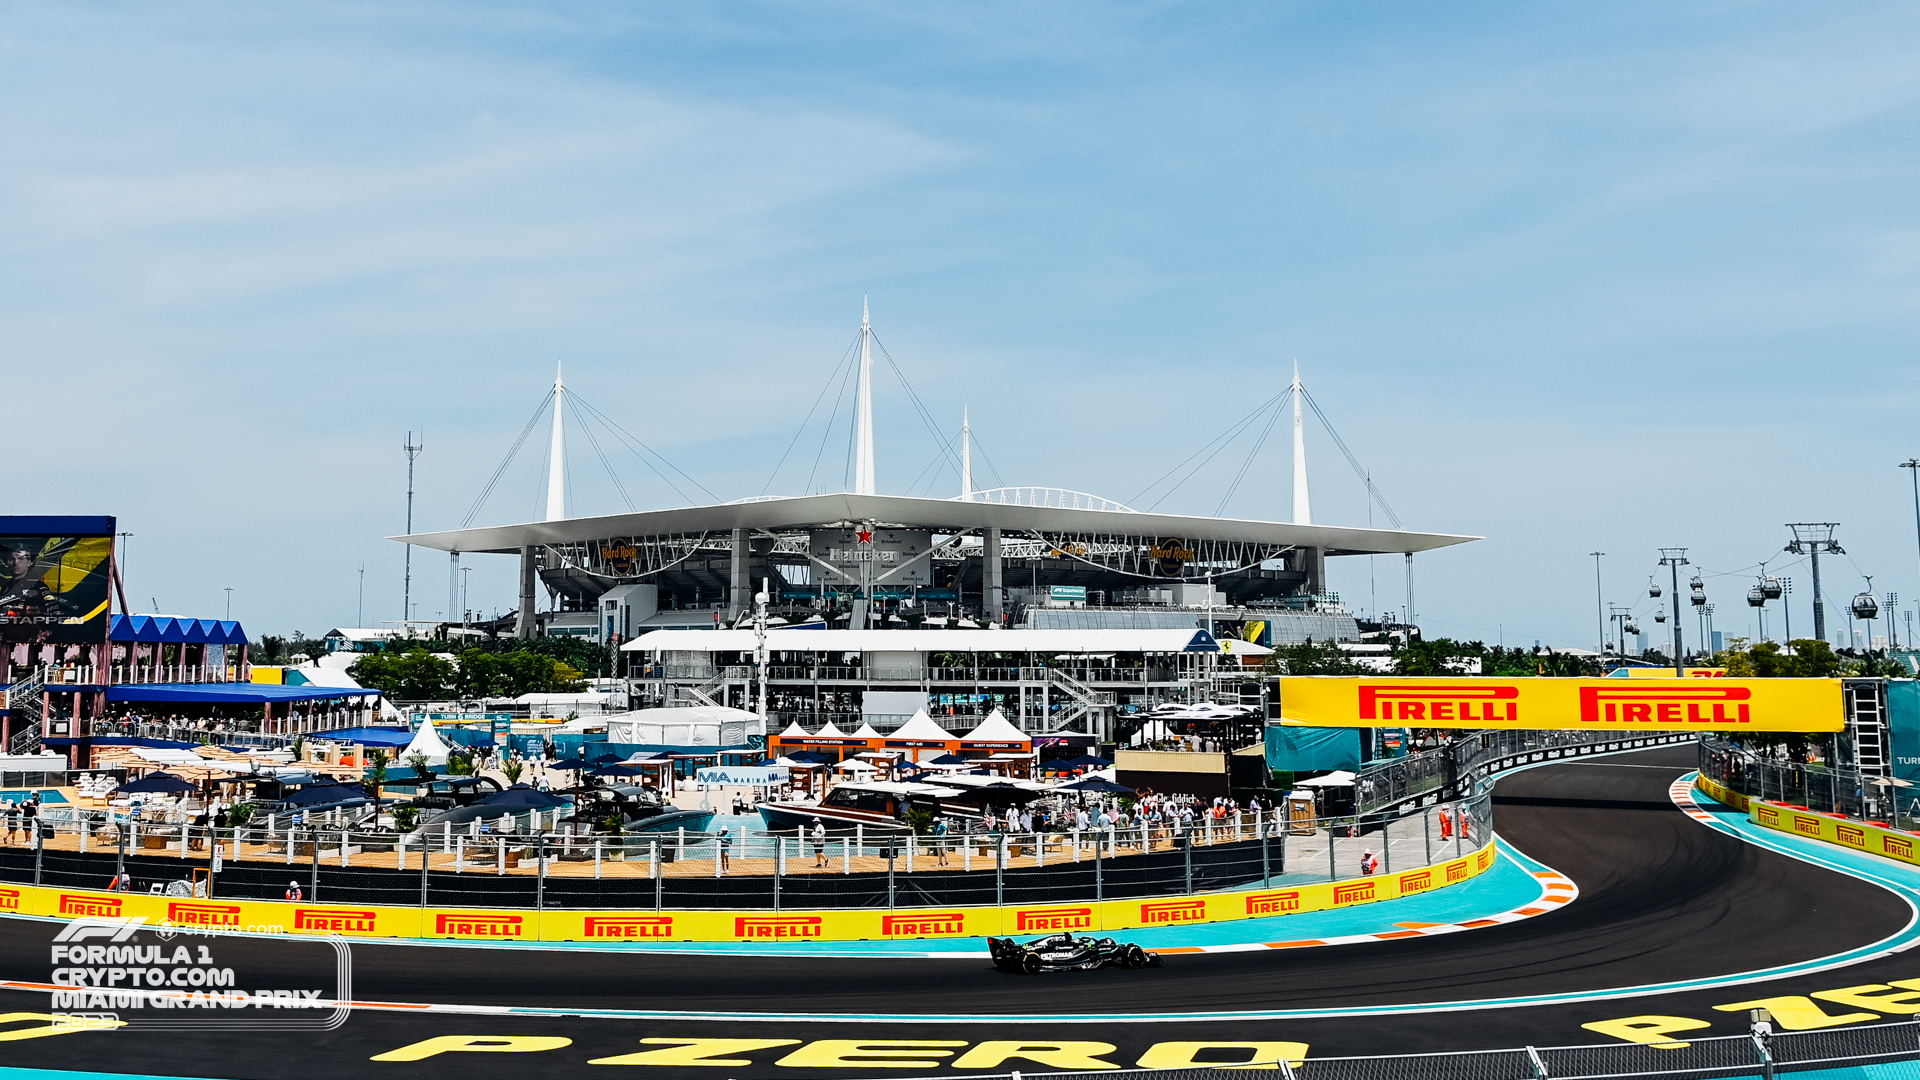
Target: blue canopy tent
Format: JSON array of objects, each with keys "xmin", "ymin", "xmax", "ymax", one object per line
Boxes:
[
  {"xmin": 304, "ymin": 726, "xmax": 413, "ymax": 747},
  {"xmin": 116, "ymin": 773, "xmax": 198, "ymax": 794},
  {"xmin": 105, "ymin": 684, "xmax": 380, "ymax": 705}
]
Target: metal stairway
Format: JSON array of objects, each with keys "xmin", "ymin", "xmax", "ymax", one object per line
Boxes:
[
  {"xmin": 1043, "ymin": 668, "xmax": 1115, "ymax": 734},
  {"xmin": 5, "ymin": 667, "xmax": 46, "ymax": 756}
]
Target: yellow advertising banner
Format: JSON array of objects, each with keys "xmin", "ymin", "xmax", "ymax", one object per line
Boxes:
[
  {"xmin": 0, "ymin": 844, "xmax": 1496, "ymax": 943},
  {"xmin": 1751, "ymin": 802, "xmax": 1920, "ymax": 868},
  {"xmin": 1278, "ymin": 677, "xmax": 1843, "ymax": 732}
]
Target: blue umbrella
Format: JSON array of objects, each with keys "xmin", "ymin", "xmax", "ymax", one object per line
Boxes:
[
  {"xmin": 547, "ymin": 759, "xmax": 594, "ymax": 772},
  {"xmin": 1061, "ymin": 778, "xmax": 1134, "ymax": 794},
  {"xmin": 117, "ymin": 773, "xmax": 197, "ymax": 794},
  {"xmin": 474, "ymin": 785, "xmax": 572, "ymax": 810}
]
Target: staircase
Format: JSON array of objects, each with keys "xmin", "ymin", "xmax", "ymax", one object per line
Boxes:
[
  {"xmin": 1848, "ymin": 679, "xmax": 1891, "ymax": 779},
  {"xmin": 1044, "ymin": 669, "xmax": 1115, "ymax": 734},
  {"xmin": 6, "ymin": 668, "xmax": 46, "ymax": 756},
  {"xmin": 675, "ymin": 673, "xmax": 726, "ymax": 708}
]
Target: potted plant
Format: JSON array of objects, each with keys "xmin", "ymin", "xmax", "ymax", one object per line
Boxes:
[{"xmin": 603, "ymin": 813, "xmax": 626, "ymax": 861}]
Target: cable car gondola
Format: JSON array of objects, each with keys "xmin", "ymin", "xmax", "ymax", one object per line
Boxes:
[
  {"xmin": 1761, "ymin": 576, "xmax": 1784, "ymax": 601},
  {"xmin": 1747, "ymin": 585, "xmax": 1767, "ymax": 608}
]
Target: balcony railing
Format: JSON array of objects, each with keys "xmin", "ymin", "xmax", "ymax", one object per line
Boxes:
[{"xmin": 29, "ymin": 665, "xmax": 253, "ymax": 687}]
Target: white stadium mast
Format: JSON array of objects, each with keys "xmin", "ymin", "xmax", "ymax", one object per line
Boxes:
[
  {"xmin": 960, "ymin": 406, "xmax": 973, "ymax": 499},
  {"xmin": 1291, "ymin": 360, "xmax": 1312, "ymax": 525},
  {"xmin": 546, "ymin": 361, "xmax": 567, "ymax": 521},
  {"xmin": 854, "ymin": 298, "xmax": 876, "ymax": 496}
]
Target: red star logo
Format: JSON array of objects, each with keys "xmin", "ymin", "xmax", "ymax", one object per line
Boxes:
[{"xmin": 855, "ymin": 527, "xmax": 874, "ymax": 544}]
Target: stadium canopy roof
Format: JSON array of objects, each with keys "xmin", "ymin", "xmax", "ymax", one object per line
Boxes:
[
  {"xmin": 105, "ymin": 683, "xmax": 380, "ymax": 705},
  {"xmin": 622, "ymin": 627, "xmax": 1222, "ymax": 653},
  {"xmin": 392, "ymin": 492, "xmax": 1477, "ymax": 557},
  {"xmin": 111, "ymin": 615, "xmax": 248, "ymax": 645}
]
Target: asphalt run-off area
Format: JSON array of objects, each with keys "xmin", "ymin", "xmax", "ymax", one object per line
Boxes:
[{"xmin": 5, "ymin": 744, "xmax": 1920, "ymax": 1079}]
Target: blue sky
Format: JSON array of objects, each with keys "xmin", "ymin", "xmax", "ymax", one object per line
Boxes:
[{"xmin": 5, "ymin": 2, "xmax": 1918, "ymax": 649}]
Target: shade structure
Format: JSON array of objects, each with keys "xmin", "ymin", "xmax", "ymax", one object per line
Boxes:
[
  {"xmin": 927, "ymin": 753, "xmax": 967, "ymax": 765},
  {"xmin": 960, "ymin": 709, "xmax": 1030, "ymax": 746},
  {"xmin": 399, "ymin": 715, "xmax": 454, "ymax": 766},
  {"xmin": 849, "ymin": 722, "xmax": 883, "ymax": 739},
  {"xmin": 116, "ymin": 773, "xmax": 197, "ymax": 794},
  {"xmin": 1063, "ymin": 754, "xmax": 1111, "ymax": 767},
  {"xmin": 546, "ymin": 759, "xmax": 594, "ymax": 772},
  {"xmin": 474, "ymin": 785, "xmax": 573, "ymax": 810},
  {"xmin": 951, "ymin": 783, "xmax": 1047, "ymax": 807},
  {"xmin": 778, "ymin": 721, "xmax": 809, "ymax": 737},
  {"xmin": 105, "ymin": 683, "xmax": 380, "ymax": 705},
  {"xmin": 1060, "ymin": 778, "xmax": 1135, "ymax": 794},
  {"xmin": 813, "ymin": 721, "xmax": 848, "ymax": 738},
  {"xmin": 310, "ymin": 726, "xmax": 413, "ymax": 747}
]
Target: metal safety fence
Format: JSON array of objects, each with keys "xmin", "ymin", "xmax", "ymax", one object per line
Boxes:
[
  {"xmin": 1358, "ymin": 730, "xmax": 1698, "ymax": 815},
  {"xmin": 916, "ymin": 1017, "xmax": 1920, "ymax": 1080},
  {"xmin": 0, "ymin": 793, "xmax": 1490, "ymax": 911},
  {"xmin": 1697, "ymin": 738, "xmax": 1917, "ymax": 828}
]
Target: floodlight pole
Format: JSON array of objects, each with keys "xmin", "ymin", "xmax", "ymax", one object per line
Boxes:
[
  {"xmin": 1904, "ymin": 461, "xmax": 1920, "ymax": 633},
  {"xmin": 754, "ymin": 577, "xmax": 771, "ymax": 722},
  {"xmin": 1590, "ymin": 552, "xmax": 1605, "ymax": 657},
  {"xmin": 1659, "ymin": 549, "xmax": 1689, "ymax": 675},
  {"xmin": 403, "ymin": 432, "xmax": 424, "ymax": 626}
]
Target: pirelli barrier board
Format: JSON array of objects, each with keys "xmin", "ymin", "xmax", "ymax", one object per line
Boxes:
[
  {"xmin": 0, "ymin": 845, "xmax": 1494, "ymax": 943},
  {"xmin": 1750, "ymin": 802, "xmax": 1920, "ymax": 869},
  {"xmin": 1278, "ymin": 677, "xmax": 1844, "ymax": 733},
  {"xmin": 1692, "ymin": 773, "xmax": 1753, "ymax": 814}
]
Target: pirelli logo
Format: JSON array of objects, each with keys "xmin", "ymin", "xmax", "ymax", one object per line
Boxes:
[
  {"xmin": 1476, "ymin": 848, "xmax": 1492, "ymax": 871},
  {"xmin": 1332, "ymin": 881, "xmax": 1376, "ymax": 905},
  {"xmin": 436, "ymin": 913, "xmax": 524, "ymax": 938},
  {"xmin": 59, "ymin": 895, "xmax": 122, "ymax": 918},
  {"xmin": 881, "ymin": 912, "xmax": 965, "ymax": 936},
  {"xmin": 735, "ymin": 916, "xmax": 823, "ymax": 939},
  {"xmin": 584, "ymin": 916, "xmax": 673, "ymax": 939},
  {"xmin": 1360, "ymin": 684, "xmax": 1518, "ymax": 723},
  {"xmin": 1444, "ymin": 860, "xmax": 1468, "ymax": 882},
  {"xmin": 1015, "ymin": 906, "xmax": 1093, "ymax": 933},
  {"xmin": 1837, "ymin": 824, "xmax": 1866, "ymax": 849},
  {"xmin": 1245, "ymin": 890, "xmax": 1301, "ymax": 916},
  {"xmin": 1757, "ymin": 805, "xmax": 1780, "ymax": 826},
  {"xmin": 1398, "ymin": 870, "xmax": 1432, "ymax": 893},
  {"xmin": 1886, "ymin": 835, "xmax": 1915, "ymax": 861},
  {"xmin": 1578, "ymin": 685, "xmax": 1752, "ymax": 725},
  {"xmin": 294, "ymin": 908, "xmax": 377, "ymax": 933},
  {"xmin": 1793, "ymin": 814, "xmax": 1823, "ymax": 837},
  {"xmin": 1140, "ymin": 900, "xmax": 1206, "ymax": 924},
  {"xmin": 0, "ymin": 889, "xmax": 20, "ymax": 912},
  {"xmin": 167, "ymin": 902, "xmax": 241, "ymax": 927}
]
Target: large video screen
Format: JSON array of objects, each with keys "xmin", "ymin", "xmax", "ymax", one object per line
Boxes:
[{"xmin": 0, "ymin": 517, "xmax": 115, "ymax": 643}]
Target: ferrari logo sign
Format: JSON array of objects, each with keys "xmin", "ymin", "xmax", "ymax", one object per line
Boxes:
[{"xmin": 1280, "ymin": 677, "xmax": 1842, "ymax": 732}]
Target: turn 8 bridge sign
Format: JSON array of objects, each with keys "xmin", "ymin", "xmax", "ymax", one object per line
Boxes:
[{"xmin": 1277, "ymin": 677, "xmax": 1843, "ymax": 732}]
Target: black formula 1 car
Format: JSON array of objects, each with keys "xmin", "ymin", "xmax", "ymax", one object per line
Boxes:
[{"xmin": 987, "ymin": 932, "xmax": 1162, "ymax": 974}]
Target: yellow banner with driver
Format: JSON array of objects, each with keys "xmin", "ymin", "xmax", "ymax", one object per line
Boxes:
[{"xmin": 1278, "ymin": 677, "xmax": 1843, "ymax": 732}]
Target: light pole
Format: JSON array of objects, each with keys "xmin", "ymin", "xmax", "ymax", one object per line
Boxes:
[
  {"xmin": 753, "ymin": 577, "xmax": 770, "ymax": 722},
  {"xmin": 1659, "ymin": 549, "xmax": 1689, "ymax": 675},
  {"xmin": 223, "ymin": 587, "xmax": 233, "ymax": 621},
  {"xmin": 1590, "ymin": 552, "xmax": 1606, "ymax": 657},
  {"xmin": 1786, "ymin": 524, "xmax": 1844, "ymax": 644},
  {"xmin": 461, "ymin": 567, "xmax": 471, "ymax": 633}
]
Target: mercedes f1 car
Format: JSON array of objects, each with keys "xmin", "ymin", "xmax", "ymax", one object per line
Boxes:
[{"xmin": 987, "ymin": 932, "xmax": 1162, "ymax": 974}]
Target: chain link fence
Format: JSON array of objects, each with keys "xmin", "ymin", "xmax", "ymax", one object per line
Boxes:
[
  {"xmin": 0, "ymin": 792, "xmax": 1489, "ymax": 911},
  {"xmin": 1697, "ymin": 738, "xmax": 1915, "ymax": 828},
  {"xmin": 1357, "ymin": 731, "xmax": 1697, "ymax": 815}
]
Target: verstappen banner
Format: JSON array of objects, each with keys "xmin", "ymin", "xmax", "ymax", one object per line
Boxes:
[{"xmin": 1278, "ymin": 676, "xmax": 1843, "ymax": 732}]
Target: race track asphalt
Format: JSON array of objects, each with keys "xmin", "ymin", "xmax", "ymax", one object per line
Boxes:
[{"xmin": 4, "ymin": 745, "xmax": 1916, "ymax": 1079}]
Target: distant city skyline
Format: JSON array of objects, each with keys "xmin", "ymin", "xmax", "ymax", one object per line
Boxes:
[{"xmin": 6, "ymin": 2, "xmax": 1919, "ymax": 650}]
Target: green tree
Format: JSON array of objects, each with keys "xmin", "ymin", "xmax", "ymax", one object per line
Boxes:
[
  {"xmin": 349, "ymin": 648, "xmax": 456, "ymax": 699},
  {"xmin": 1259, "ymin": 639, "xmax": 1367, "ymax": 676}
]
